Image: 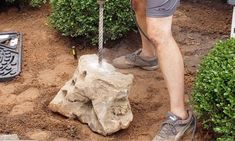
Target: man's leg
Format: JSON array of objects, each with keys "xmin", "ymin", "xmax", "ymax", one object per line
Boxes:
[
  {"xmin": 131, "ymin": 0, "xmax": 155, "ymax": 57},
  {"xmin": 146, "ymin": 9, "xmax": 196, "ymax": 141},
  {"xmin": 147, "ymin": 16, "xmax": 187, "ymax": 119},
  {"xmin": 136, "ymin": 0, "xmax": 187, "ymax": 117},
  {"xmin": 112, "ymin": 0, "xmax": 158, "ymax": 70}
]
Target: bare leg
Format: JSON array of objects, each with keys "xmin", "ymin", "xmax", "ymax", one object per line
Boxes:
[
  {"xmin": 132, "ymin": 0, "xmax": 155, "ymax": 58},
  {"xmin": 146, "ymin": 16, "xmax": 187, "ymax": 119},
  {"xmin": 112, "ymin": 0, "xmax": 158, "ymax": 70}
]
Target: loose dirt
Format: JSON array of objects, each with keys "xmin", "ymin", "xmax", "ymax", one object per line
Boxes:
[{"xmin": 0, "ymin": 0, "xmax": 231, "ymax": 141}]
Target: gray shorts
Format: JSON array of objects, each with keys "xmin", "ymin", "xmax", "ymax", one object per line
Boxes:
[{"xmin": 147, "ymin": 0, "xmax": 180, "ymax": 18}]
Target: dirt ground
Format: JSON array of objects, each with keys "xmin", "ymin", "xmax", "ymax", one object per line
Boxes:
[{"xmin": 0, "ymin": 0, "xmax": 232, "ymax": 141}]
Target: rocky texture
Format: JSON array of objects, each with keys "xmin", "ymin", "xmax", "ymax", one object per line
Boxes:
[{"xmin": 49, "ymin": 54, "xmax": 134, "ymax": 136}]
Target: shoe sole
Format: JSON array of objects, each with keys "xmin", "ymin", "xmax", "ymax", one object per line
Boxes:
[
  {"xmin": 113, "ymin": 64, "xmax": 159, "ymax": 71},
  {"xmin": 141, "ymin": 65, "xmax": 159, "ymax": 71}
]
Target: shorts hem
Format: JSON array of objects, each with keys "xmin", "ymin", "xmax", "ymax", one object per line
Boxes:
[
  {"xmin": 146, "ymin": 13, "xmax": 174, "ymax": 18},
  {"xmin": 146, "ymin": 9, "xmax": 176, "ymax": 18}
]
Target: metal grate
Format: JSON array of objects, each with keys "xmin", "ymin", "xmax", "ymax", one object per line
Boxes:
[{"xmin": 0, "ymin": 32, "xmax": 22, "ymax": 81}]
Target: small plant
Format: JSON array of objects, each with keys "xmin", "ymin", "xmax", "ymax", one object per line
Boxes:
[
  {"xmin": 192, "ymin": 39, "xmax": 235, "ymax": 140},
  {"xmin": 49, "ymin": 0, "xmax": 135, "ymax": 44}
]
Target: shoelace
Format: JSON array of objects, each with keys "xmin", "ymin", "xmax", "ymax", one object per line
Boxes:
[
  {"xmin": 159, "ymin": 114, "xmax": 197, "ymax": 141},
  {"xmin": 160, "ymin": 122, "xmax": 178, "ymax": 138},
  {"xmin": 126, "ymin": 49, "xmax": 141, "ymax": 62}
]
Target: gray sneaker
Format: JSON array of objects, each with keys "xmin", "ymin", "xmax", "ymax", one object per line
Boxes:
[
  {"xmin": 152, "ymin": 111, "xmax": 196, "ymax": 141},
  {"xmin": 112, "ymin": 49, "xmax": 158, "ymax": 71}
]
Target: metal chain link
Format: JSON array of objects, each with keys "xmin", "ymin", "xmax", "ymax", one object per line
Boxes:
[{"xmin": 98, "ymin": 0, "xmax": 105, "ymax": 65}]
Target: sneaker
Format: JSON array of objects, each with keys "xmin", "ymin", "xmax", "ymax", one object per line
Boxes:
[
  {"xmin": 152, "ymin": 111, "xmax": 196, "ymax": 141},
  {"xmin": 112, "ymin": 49, "xmax": 158, "ymax": 71}
]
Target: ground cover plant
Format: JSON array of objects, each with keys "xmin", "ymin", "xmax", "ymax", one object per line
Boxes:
[
  {"xmin": 49, "ymin": 0, "xmax": 135, "ymax": 44},
  {"xmin": 192, "ymin": 39, "xmax": 235, "ymax": 141}
]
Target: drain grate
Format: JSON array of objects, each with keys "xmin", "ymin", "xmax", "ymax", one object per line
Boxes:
[{"xmin": 0, "ymin": 32, "xmax": 22, "ymax": 81}]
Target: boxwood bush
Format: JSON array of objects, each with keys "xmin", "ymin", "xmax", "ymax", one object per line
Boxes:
[
  {"xmin": 3, "ymin": 0, "xmax": 46, "ymax": 7},
  {"xmin": 192, "ymin": 39, "xmax": 235, "ymax": 141},
  {"xmin": 49, "ymin": 0, "xmax": 135, "ymax": 44},
  {"xmin": 30, "ymin": 0, "xmax": 47, "ymax": 7}
]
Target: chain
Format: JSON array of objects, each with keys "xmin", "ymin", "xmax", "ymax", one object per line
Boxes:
[{"xmin": 98, "ymin": 0, "xmax": 105, "ymax": 66}]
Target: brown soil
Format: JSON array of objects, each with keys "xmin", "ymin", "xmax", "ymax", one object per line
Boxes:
[{"xmin": 0, "ymin": 1, "xmax": 231, "ymax": 141}]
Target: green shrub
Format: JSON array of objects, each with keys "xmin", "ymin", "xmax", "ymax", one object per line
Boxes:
[
  {"xmin": 3, "ymin": 0, "xmax": 46, "ymax": 7},
  {"xmin": 30, "ymin": 0, "xmax": 47, "ymax": 7},
  {"xmin": 49, "ymin": 0, "xmax": 135, "ymax": 44},
  {"xmin": 192, "ymin": 39, "xmax": 235, "ymax": 140}
]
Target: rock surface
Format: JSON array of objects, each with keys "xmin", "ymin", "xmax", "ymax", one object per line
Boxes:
[{"xmin": 49, "ymin": 54, "xmax": 134, "ymax": 136}]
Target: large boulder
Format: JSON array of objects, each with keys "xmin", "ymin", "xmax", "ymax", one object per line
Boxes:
[{"xmin": 49, "ymin": 54, "xmax": 134, "ymax": 136}]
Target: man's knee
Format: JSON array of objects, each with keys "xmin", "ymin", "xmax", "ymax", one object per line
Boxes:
[{"xmin": 147, "ymin": 28, "xmax": 172, "ymax": 48}]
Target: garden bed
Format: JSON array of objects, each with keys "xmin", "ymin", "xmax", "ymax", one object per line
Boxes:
[{"xmin": 0, "ymin": 1, "xmax": 232, "ymax": 140}]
